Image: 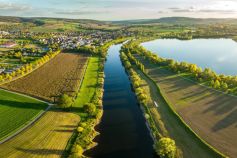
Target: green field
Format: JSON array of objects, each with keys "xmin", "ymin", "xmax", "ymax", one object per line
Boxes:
[
  {"xmin": 73, "ymin": 57, "xmax": 99, "ymax": 117},
  {"xmin": 0, "ymin": 89, "xmax": 47, "ymax": 141},
  {"xmin": 0, "ymin": 110, "xmax": 80, "ymax": 158}
]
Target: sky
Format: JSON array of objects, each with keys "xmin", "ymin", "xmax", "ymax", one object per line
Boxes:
[{"xmin": 0, "ymin": 0, "xmax": 237, "ymax": 20}]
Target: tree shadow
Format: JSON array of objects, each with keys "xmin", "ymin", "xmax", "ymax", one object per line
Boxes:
[
  {"xmin": 53, "ymin": 129, "xmax": 74, "ymax": 133},
  {"xmin": 15, "ymin": 147, "xmax": 63, "ymax": 156},
  {"xmin": 59, "ymin": 125, "xmax": 77, "ymax": 128},
  {"xmin": 0, "ymin": 99, "xmax": 47, "ymax": 110},
  {"xmin": 212, "ymin": 109, "xmax": 237, "ymax": 132}
]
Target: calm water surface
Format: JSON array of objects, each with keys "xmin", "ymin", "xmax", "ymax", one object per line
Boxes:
[
  {"xmin": 86, "ymin": 44, "xmax": 154, "ymax": 158},
  {"xmin": 142, "ymin": 39, "xmax": 237, "ymax": 75}
]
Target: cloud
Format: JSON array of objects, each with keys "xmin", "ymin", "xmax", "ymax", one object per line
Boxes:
[
  {"xmin": 168, "ymin": 6, "xmax": 237, "ymax": 14},
  {"xmin": 0, "ymin": 2, "xmax": 31, "ymax": 11}
]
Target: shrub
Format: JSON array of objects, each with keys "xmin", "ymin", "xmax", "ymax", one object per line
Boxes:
[
  {"xmin": 84, "ymin": 103, "xmax": 96, "ymax": 116},
  {"xmin": 70, "ymin": 144, "xmax": 84, "ymax": 157},
  {"xmin": 155, "ymin": 137, "xmax": 177, "ymax": 158},
  {"xmin": 58, "ymin": 94, "xmax": 73, "ymax": 109},
  {"xmin": 144, "ymin": 113, "xmax": 150, "ymax": 120},
  {"xmin": 77, "ymin": 127, "xmax": 84, "ymax": 133}
]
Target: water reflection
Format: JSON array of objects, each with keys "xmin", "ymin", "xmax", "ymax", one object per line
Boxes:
[
  {"xmin": 142, "ymin": 38, "xmax": 237, "ymax": 75},
  {"xmin": 85, "ymin": 44, "xmax": 155, "ymax": 158}
]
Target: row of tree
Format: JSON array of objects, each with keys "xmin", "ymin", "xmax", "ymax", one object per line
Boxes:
[
  {"xmin": 120, "ymin": 51, "xmax": 177, "ymax": 158},
  {"xmin": 0, "ymin": 50, "xmax": 60, "ymax": 83},
  {"xmin": 121, "ymin": 41, "xmax": 237, "ymax": 95},
  {"xmin": 68, "ymin": 58, "xmax": 105, "ymax": 158}
]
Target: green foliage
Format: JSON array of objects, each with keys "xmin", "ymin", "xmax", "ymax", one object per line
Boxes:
[
  {"xmin": 155, "ymin": 137, "xmax": 177, "ymax": 158},
  {"xmin": 58, "ymin": 94, "xmax": 73, "ymax": 109},
  {"xmin": 77, "ymin": 127, "xmax": 84, "ymax": 133},
  {"xmin": 83, "ymin": 103, "xmax": 96, "ymax": 116},
  {"xmin": 70, "ymin": 144, "xmax": 84, "ymax": 158}
]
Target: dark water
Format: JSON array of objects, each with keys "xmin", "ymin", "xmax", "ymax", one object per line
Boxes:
[
  {"xmin": 86, "ymin": 44, "xmax": 154, "ymax": 158},
  {"xmin": 142, "ymin": 38, "xmax": 237, "ymax": 75}
]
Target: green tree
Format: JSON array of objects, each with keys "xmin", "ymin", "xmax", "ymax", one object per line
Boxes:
[
  {"xmin": 58, "ymin": 94, "xmax": 73, "ymax": 109},
  {"xmin": 70, "ymin": 144, "xmax": 84, "ymax": 157},
  {"xmin": 155, "ymin": 137, "xmax": 176, "ymax": 158},
  {"xmin": 214, "ymin": 80, "xmax": 221, "ymax": 89},
  {"xmin": 221, "ymin": 82, "xmax": 228, "ymax": 91},
  {"xmin": 84, "ymin": 103, "xmax": 96, "ymax": 116}
]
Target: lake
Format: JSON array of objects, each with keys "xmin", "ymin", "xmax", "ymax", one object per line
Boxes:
[{"xmin": 141, "ymin": 38, "xmax": 237, "ymax": 76}]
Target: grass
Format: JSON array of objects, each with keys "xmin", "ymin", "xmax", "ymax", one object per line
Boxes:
[
  {"xmin": 73, "ymin": 57, "xmax": 99, "ymax": 117},
  {"xmin": 135, "ymin": 54, "xmax": 235, "ymax": 157},
  {"xmin": 0, "ymin": 109, "xmax": 80, "ymax": 158},
  {"xmin": 0, "ymin": 89, "xmax": 47, "ymax": 141}
]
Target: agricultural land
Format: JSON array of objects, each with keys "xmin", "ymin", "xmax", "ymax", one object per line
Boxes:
[
  {"xmin": 133, "ymin": 53, "xmax": 237, "ymax": 158},
  {"xmin": 1, "ymin": 52, "xmax": 88, "ymax": 102}
]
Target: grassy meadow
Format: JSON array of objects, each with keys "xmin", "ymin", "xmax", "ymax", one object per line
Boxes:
[
  {"xmin": 73, "ymin": 57, "xmax": 99, "ymax": 118},
  {"xmin": 0, "ymin": 89, "xmax": 47, "ymax": 141}
]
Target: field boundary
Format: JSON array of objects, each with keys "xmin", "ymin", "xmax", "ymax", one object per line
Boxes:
[
  {"xmin": 0, "ymin": 88, "xmax": 53, "ymax": 144},
  {"xmin": 74, "ymin": 57, "xmax": 89, "ymax": 99},
  {"xmin": 142, "ymin": 71, "xmax": 227, "ymax": 158}
]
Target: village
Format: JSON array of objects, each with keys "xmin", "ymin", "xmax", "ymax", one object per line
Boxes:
[{"xmin": 0, "ymin": 29, "xmax": 122, "ymax": 75}]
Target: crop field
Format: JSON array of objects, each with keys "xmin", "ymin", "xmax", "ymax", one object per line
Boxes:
[
  {"xmin": 0, "ymin": 110, "xmax": 80, "ymax": 158},
  {"xmin": 135, "ymin": 54, "xmax": 237, "ymax": 158},
  {"xmin": 0, "ymin": 89, "xmax": 47, "ymax": 141},
  {"xmin": 1, "ymin": 52, "xmax": 88, "ymax": 102}
]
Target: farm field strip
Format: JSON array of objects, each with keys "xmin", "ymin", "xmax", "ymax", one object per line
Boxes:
[
  {"xmin": 0, "ymin": 88, "xmax": 48, "ymax": 142},
  {"xmin": 134, "ymin": 54, "xmax": 237, "ymax": 158},
  {"xmin": 0, "ymin": 110, "xmax": 80, "ymax": 158},
  {"xmin": 133, "ymin": 67, "xmax": 220, "ymax": 158},
  {"xmin": 1, "ymin": 52, "xmax": 88, "ymax": 102}
]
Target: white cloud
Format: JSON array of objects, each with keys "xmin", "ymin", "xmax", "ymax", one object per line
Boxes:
[{"xmin": 0, "ymin": 2, "xmax": 31, "ymax": 11}]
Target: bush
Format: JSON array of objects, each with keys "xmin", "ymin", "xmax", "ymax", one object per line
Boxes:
[
  {"xmin": 84, "ymin": 103, "xmax": 96, "ymax": 116},
  {"xmin": 70, "ymin": 144, "xmax": 84, "ymax": 157},
  {"xmin": 155, "ymin": 137, "xmax": 177, "ymax": 158},
  {"xmin": 77, "ymin": 127, "xmax": 84, "ymax": 133},
  {"xmin": 58, "ymin": 94, "xmax": 73, "ymax": 109}
]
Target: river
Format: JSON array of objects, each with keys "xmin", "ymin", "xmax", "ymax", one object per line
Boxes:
[{"xmin": 86, "ymin": 44, "xmax": 155, "ymax": 158}]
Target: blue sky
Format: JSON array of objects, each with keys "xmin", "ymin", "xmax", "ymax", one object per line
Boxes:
[{"xmin": 0, "ymin": 0, "xmax": 237, "ymax": 20}]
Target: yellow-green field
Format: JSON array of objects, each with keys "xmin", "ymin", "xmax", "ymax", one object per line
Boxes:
[
  {"xmin": 0, "ymin": 110, "xmax": 80, "ymax": 158},
  {"xmin": 0, "ymin": 89, "xmax": 47, "ymax": 141}
]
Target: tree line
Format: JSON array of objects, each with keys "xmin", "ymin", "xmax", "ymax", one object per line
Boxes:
[
  {"xmin": 121, "ymin": 41, "xmax": 237, "ymax": 95},
  {"xmin": 0, "ymin": 50, "xmax": 60, "ymax": 84},
  {"xmin": 120, "ymin": 51, "xmax": 177, "ymax": 158}
]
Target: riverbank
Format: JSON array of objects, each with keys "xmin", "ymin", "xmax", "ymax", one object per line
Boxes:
[
  {"xmin": 85, "ymin": 43, "xmax": 154, "ymax": 158},
  {"xmin": 124, "ymin": 43, "xmax": 237, "ymax": 157}
]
